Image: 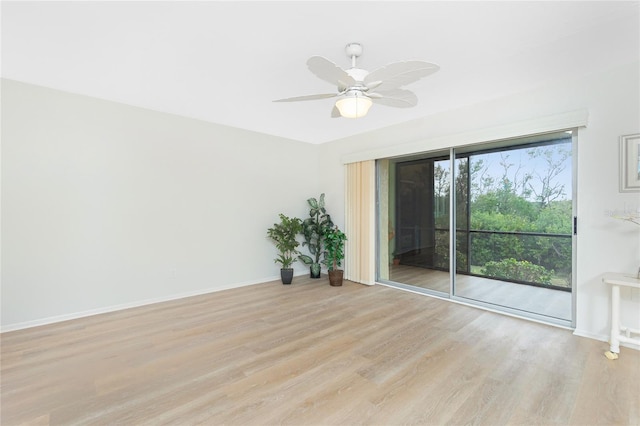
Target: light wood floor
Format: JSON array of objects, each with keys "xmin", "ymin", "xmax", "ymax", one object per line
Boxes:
[
  {"xmin": 2, "ymin": 276, "xmax": 638, "ymax": 425},
  {"xmin": 389, "ymin": 265, "xmax": 572, "ymax": 321}
]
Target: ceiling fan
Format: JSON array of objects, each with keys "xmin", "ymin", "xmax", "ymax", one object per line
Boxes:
[{"xmin": 273, "ymin": 43, "xmax": 439, "ymax": 118}]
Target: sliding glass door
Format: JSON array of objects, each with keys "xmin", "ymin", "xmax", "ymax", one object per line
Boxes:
[{"xmin": 377, "ymin": 131, "xmax": 574, "ymax": 325}]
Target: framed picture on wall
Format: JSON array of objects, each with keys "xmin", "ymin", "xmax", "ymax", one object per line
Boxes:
[{"xmin": 620, "ymin": 133, "xmax": 640, "ymax": 192}]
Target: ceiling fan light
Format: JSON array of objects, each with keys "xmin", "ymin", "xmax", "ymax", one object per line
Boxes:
[{"xmin": 335, "ymin": 93, "xmax": 372, "ymax": 118}]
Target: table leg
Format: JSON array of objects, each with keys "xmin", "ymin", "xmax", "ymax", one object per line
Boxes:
[{"xmin": 605, "ymin": 284, "xmax": 621, "ymax": 360}]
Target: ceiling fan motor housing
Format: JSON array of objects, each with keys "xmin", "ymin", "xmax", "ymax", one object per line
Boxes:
[{"xmin": 346, "ymin": 68, "xmax": 369, "ymax": 82}]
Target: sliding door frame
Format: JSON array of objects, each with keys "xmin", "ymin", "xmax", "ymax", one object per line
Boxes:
[{"xmin": 375, "ymin": 131, "xmax": 578, "ymax": 329}]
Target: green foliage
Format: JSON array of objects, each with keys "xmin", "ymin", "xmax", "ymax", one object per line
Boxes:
[
  {"xmin": 433, "ymin": 230, "xmax": 468, "ymax": 271},
  {"xmin": 467, "ymin": 195, "xmax": 572, "ymax": 278},
  {"xmin": 323, "ymin": 226, "xmax": 347, "ymax": 271},
  {"xmin": 472, "ymin": 190, "xmax": 538, "ymax": 227},
  {"xmin": 471, "ymin": 211, "xmax": 532, "ymax": 232},
  {"xmin": 300, "ymin": 193, "xmax": 333, "ymax": 265},
  {"xmin": 481, "ymin": 258, "xmax": 553, "ymax": 285},
  {"xmin": 298, "ymin": 254, "xmax": 314, "ymax": 265},
  {"xmin": 533, "ymin": 200, "xmax": 572, "ymax": 234},
  {"xmin": 266, "ymin": 214, "xmax": 303, "ymax": 269}
]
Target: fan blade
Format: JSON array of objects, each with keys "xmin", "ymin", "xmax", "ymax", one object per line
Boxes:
[
  {"xmin": 331, "ymin": 105, "xmax": 341, "ymax": 118},
  {"xmin": 307, "ymin": 56, "xmax": 356, "ymax": 88},
  {"xmin": 364, "ymin": 61, "xmax": 439, "ymax": 91},
  {"xmin": 370, "ymin": 89, "xmax": 418, "ymax": 108},
  {"xmin": 365, "ymin": 80, "xmax": 384, "ymax": 91},
  {"xmin": 273, "ymin": 93, "xmax": 337, "ymax": 102}
]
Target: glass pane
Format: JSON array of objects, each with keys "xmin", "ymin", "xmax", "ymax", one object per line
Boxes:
[
  {"xmin": 382, "ymin": 154, "xmax": 451, "ymax": 294},
  {"xmin": 454, "ymin": 139, "xmax": 573, "ymax": 321}
]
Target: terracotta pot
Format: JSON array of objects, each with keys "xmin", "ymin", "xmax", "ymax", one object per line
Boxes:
[{"xmin": 328, "ymin": 269, "xmax": 344, "ymax": 286}]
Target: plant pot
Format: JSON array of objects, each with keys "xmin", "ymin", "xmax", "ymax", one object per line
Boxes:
[
  {"xmin": 328, "ymin": 269, "xmax": 344, "ymax": 286},
  {"xmin": 393, "ymin": 258, "xmax": 400, "ymax": 265},
  {"xmin": 280, "ymin": 268, "xmax": 294, "ymax": 285},
  {"xmin": 310, "ymin": 263, "xmax": 321, "ymax": 279}
]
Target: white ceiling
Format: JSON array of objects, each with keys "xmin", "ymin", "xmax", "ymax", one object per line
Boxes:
[{"xmin": 2, "ymin": 1, "xmax": 639, "ymax": 144}]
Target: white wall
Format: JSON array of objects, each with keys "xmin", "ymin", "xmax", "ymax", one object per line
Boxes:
[
  {"xmin": 1, "ymin": 79, "xmax": 319, "ymax": 329},
  {"xmin": 319, "ymin": 61, "xmax": 640, "ymax": 344}
]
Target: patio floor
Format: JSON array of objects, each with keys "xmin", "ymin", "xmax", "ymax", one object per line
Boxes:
[{"xmin": 387, "ymin": 264, "xmax": 572, "ymax": 321}]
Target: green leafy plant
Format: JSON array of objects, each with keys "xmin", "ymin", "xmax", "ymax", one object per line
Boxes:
[
  {"xmin": 323, "ymin": 225, "xmax": 347, "ymax": 271},
  {"xmin": 481, "ymin": 258, "xmax": 553, "ymax": 285},
  {"xmin": 267, "ymin": 214, "xmax": 303, "ymax": 269},
  {"xmin": 299, "ymin": 194, "xmax": 333, "ymax": 266}
]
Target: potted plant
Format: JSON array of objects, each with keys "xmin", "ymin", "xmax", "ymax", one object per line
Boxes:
[
  {"xmin": 299, "ymin": 193, "xmax": 333, "ymax": 278},
  {"xmin": 267, "ymin": 213, "xmax": 303, "ymax": 284},
  {"xmin": 323, "ymin": 225, "xmax": 347, "ymax": 286}
]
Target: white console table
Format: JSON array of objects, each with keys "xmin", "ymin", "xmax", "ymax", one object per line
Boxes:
[{"xmin": 602, "ymin": 272, "xmax": 640, "ymax": 360}]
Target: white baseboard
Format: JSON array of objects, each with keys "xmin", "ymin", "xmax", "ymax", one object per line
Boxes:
[
  {"xmin": 573, "ymin": 328, "xmax": 640, "ymax": 351},
  {"xmin": 1, "ymin": 274, "xmax": 291, "ymax": 333}
]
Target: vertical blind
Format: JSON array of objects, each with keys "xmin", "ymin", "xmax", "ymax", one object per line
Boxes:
[{"xmin": 344, "ymin": 160, "xmax": 376, "ymax": 285}]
